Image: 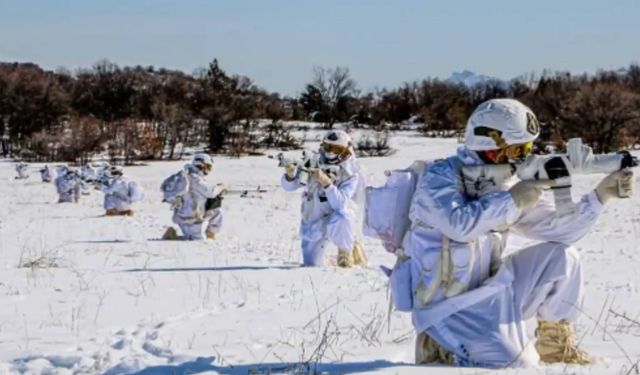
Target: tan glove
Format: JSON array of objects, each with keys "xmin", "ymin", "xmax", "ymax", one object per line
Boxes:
[
  {"xmin": 508, "ymin": 180, "xmax": 551, "ymax": 210},
  {"xmin": 284, "ymin": 164, "xmax": 297, "ymax": 180},
  {"xmin": 310, "ymin": 168, "xmax": 332, "ymax": 188},
  {"xmin": 595, "ymin": 170, "xmax": 634, "ymax": 204}
]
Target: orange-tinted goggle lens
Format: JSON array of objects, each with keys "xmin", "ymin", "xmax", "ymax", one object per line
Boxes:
[
  {"xmin": 322, "ymin": 143, "xmax": 348, "ymax": 155},
  {"xmin": 503, "ymin": 141, "xmax": 533, "ymax": 161}
]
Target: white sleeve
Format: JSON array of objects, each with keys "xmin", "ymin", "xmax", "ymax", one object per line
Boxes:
[
  {"xmin": 280, "ymin": 174, "xmax": 303, "ymax": 192},
  {"xmin": 324, "ymin": 175, "xmax": 358, "ymax": 212},
  {"xmin": 100, "ymin": 183, "xmax": 113, "ymax": 194},
  {"xmin": 511, "ymin": 191, "xmax": 603, "ymax": 245},
  {"xmin": 410, "ymin": 161, "xmax": 522, "ymax": 243},
  {"xmin": 189, "ymin": 175, "xmax": 216, "ymax": 199}
]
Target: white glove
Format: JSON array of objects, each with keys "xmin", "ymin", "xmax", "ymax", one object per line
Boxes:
[
  {"xmin": 310, "ymin": 168, "xmax": 332, "ymax": 188},
  {"xmin": 214, "ymin": 183, "xmax": 227, "ymax": 196},
  {"xmin": 508, "ymin": 180, "xmax": 551, "ymax": 210},
  {"xmin": 595, "ymin": 170, "xmax": 634, "ymax": 204},
  {"xmin": 284, "ymin": 164, "xmax": 297, "ymax": 180}
]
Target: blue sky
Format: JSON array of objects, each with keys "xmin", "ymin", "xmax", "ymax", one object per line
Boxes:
[{"xmin": 1, "ymin": 0, "xmax": 639, "ymax": 95}]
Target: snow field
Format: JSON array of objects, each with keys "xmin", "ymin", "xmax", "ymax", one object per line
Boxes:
[{"xmin": 0, "ymin": 133, "xmax": 639, "ymax": 374}]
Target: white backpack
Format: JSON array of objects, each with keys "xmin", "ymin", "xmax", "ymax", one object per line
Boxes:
[
  {"xmin": 363, "ymin": 160, "xmax": 427, "ymax": 253},
  {"xmin": 160, "ymin": 170, "xmax": 189, "ymax": 205},
  {"xmin": 127, "ymin": 180, "xmax": 145, "ymax": 202},
  {"xmin": 366, "ymin": 159, "xmax": 483, "ymax": 312},
  {"xmin": 364, "ymin": 160, "xmax": 429, "ymax": 312}
]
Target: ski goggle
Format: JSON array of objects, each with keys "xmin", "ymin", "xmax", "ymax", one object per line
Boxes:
[
  {"xmin": 321, "ymin": 142, "xmax": 350, "ymax": 156},
  {"xmin": 483, "ymin": 141, "xmax": 534, "ymax": 164},
  {"xmin": 201, "ymin": 163, "xmax": 212, "ymax": 173},
  {"xmin": 496, "ymin": 141, "xmax": 534, "ymax": 163},
  {"xmin": 195, "ymin": 162, "xmax": 212, "ymax": 173}
]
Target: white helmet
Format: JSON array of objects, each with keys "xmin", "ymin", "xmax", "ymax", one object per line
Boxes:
[
  {"xmin": 464, "ymin": 99, "xmax": 540, "ymax": 151},
  {"xmin": 192, "ymin": 153, "xmax": 213, "ymax": 174},
  {"xmin": 109, "ymin": 165, "xmax": 124, "ymax": 176},
  {"xmin": 321, "ymin": 130, "xmax": 352, "ymax": 164}
]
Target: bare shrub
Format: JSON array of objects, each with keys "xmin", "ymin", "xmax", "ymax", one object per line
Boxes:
[
  {"xmin": 561, "ymin": 81, "xmax": 640, "ymax": 153},
  {"xmin": 64, "ymin": 115, "xmax": 104, "ymax": 164},
  {"xmin": 18, "ymin": 247, "xmax": 62, "ymax": 269},
  {"xmin": 23, "ymin": 115, "xmax": 103, "ymax": 163},
  {"xmin": 249, "ymin": 317, "xmax": 342, "ymax": 375},
  {"xmin": 355, "ymin": 131, "xmax": 395, "ymax": 157},
  {"xmin": 107, "ymin": 120, "xmax": 163, "ymax": 164},
  {"xmin": 227, "ymin": 120, "xmax": 263, "ymax": 157},
  {"xmin": 261, "ymin": 121, "xmax": 303, "ymax": 150}
]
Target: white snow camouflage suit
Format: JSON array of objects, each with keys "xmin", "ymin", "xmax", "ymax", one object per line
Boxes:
[
  {"xmin": 281, "ymin": 155, "xmax": 361, "ymax": 266},
  {"xmin": 55, "ymin": 173, "xmax": 83, "ymax": 203},
  {"xmin": 403, "ymin": 146, "xmax": 602, "ymax": 367},
  {"xmin": 100, "ymin": 176, "xmax": 144, "ymax": 212},
  {"xmin": 40, "ymin": 166, "xmax": 55, "ymax": 183},
  {"xmin": 80, "ymin": 164, "xmax": 97, "ymax": 182},
  {"xmin": 15, "ymin": 163, "xmax": 28, "ymax": 179},
  {"xmin": 172, "ymin": 164, "xmax": 223, "ymax": 240}
]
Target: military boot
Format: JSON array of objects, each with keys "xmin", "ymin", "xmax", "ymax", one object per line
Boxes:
[
  {"xmin": 352, "ymin": 241, "xmax": 368, "ymax": 266},
  {"xmin": 415, "ymin": 332, "xmax": 454, "ymax": 365},
  {"xmin": 535, "ymin": 320, "xmax": 592, "ymax": 365},
  {"xmin": 337, "ymin": 249, "xmax": 354, "ymax": 268},
  {"xmin": 161, "ymin": 227, "xmax": 179, "ymax": 240}
]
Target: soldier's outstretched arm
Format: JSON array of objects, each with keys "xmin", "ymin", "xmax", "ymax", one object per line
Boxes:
[
  {"xmin": 511, "ymin": 191, "xmax": 602, "ymax": 245},
  {"xmin": 412, "ymin": 161, "xmax": 521, "ymax": 243},
  {"xmin": 189, "ymin": 175, "xmax": 217, "ymax": 199}
]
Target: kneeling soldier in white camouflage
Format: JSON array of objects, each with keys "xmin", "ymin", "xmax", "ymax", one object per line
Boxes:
[
  {"xmin": 80, "ymin": 163, "xmax": 97, "ymax": 183},
  {"xmin": 55, "ymin": 167, "xmax": 84, "ymax": 203},
  {"xmin": 15, "ymin": 162, "xmax": 28, "ymax": 179},
  {"xmin": 384, "ymin": 99, "xmax": 635, "ymax": 368},
  {"xmin": 40, "ymin": 165, "xmax": 55, "ymax": 183},
  {"xmin": 280, "ymin": 130, "xmax": 366, "ymax": 267},
  {"xmin": 162, "ymin": 153, "xmax": 224, "ymax": 241},
  {"xmin": 99, "ymin": 166, "xmax": 144, "ymax": 216}
]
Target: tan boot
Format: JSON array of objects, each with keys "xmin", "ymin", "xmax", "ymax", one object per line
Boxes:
[
  {"xmin": 535, "ymin": 320, "xmax": 592, "ymax": 365},
  {"xmin": 205, "ymin": 230, "xmax": 216, "ymax": 240},
  {"xmin": 415, "ymin": 332, "xmax": 454, "ymax": 365},
  {"xmin": 119, "ymin": 209, "xmax": 133, "ymax": 216},
  {"xmin": 162, "ymin": 227, "xmax": 179, "ymax": 240},
  {"xmin": 337, "ymin": 249, "xmax": 354, "ymax": 268},
  {"xmin": 105, "ymin": 208, "xmax": 118, "ymax": 216},
  {"xmin": 352, "ymin": 241, "xmax": 367, "ymax": 266}
]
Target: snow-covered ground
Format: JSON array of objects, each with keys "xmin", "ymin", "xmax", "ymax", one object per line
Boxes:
[{"xmin": 1, "ymin": 133, "xmax": 640, "ymax": 375}]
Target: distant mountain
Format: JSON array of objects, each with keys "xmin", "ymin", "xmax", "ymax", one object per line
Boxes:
[{"xmin": 447, "ymin": 70, "xmax": 503, "ymax": 87}]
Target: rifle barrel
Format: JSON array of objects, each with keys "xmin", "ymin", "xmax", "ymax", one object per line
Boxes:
[{"xmin": 223, "ymin": 189, "xmax": 269, "ymax": 195}]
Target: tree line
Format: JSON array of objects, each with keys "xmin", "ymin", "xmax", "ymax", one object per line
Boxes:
[{"xmin": 1, "ymin": 59, "xmax": 639, "ymax": 162}]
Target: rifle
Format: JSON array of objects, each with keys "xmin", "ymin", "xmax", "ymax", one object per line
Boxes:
[
  {"xmin": 223, "ymin": 186, "xmax": 269, "ymax": 196},
  {"xmin": 92, "ymin": 174, "xmax": 112, "ymax": 190},
  {"xmin": 461, "ymin": 138, "xmax": 637, "ymax": 215},
  {"xmin": 204, "ymin": 186, "xmax": 269, "ymax": 211},
  {"xmin": 275, "ymin": 151, "xmax": 342, "ymax": 185}
]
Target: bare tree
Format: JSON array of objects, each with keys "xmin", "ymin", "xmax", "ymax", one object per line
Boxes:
[
  {"xmin": 64, "ymin": 115, "xmax": 104, "ymax": 164},
  {"xmin": 152, "ymin": 102, "xmax": 194, "ymax": 159},
  {"xmin": 311, "ymin": 66, "xmax": 358, "ymax": 128},
  {"xmin": 7, "ymin": 58, "xmax": 640, "ymax": 159},
  {"xmin": 562, "ymin": 81, "xmax": 640, "ymax": 152}
]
